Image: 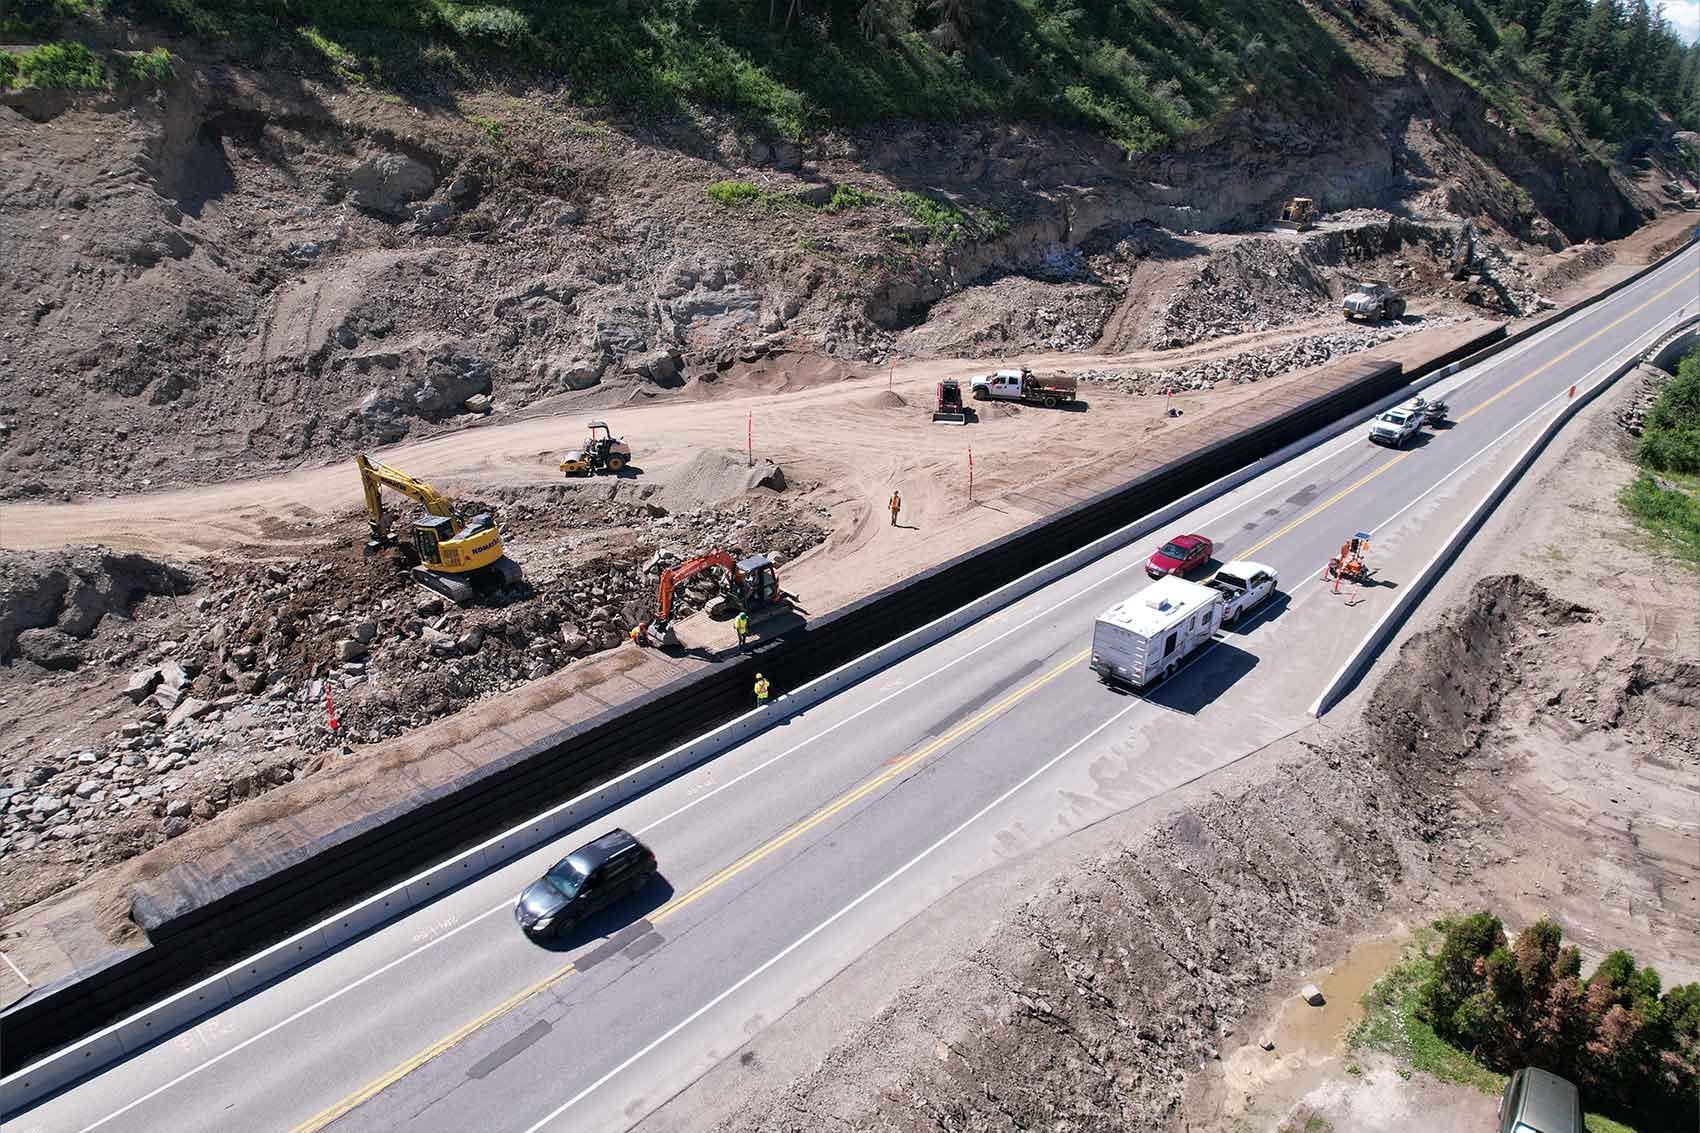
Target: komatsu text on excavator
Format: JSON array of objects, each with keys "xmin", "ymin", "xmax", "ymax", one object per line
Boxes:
[{"xmin": 356, "ymin": 454, "xmax": 525, "ymax": 605}]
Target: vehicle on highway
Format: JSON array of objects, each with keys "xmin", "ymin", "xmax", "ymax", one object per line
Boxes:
[
  {"xmin": 1091, "ymin": 575, "xmax": 1223, "ymax": 688},
  {"xmin": 1406, "ymin": 395, "xmax": 1449, "ymax": 426},
  {"xmin": 1496, "ymin": 1067, "xmax": 1582, "ymax": 1133},
  {"xmin": 1204, "ymin": 560, "xmax": 1278, "ymax": 624},
  {"xmin": 969, "ymin": 367, "xmax": 1078, "ymax": 408},
  {"xmin": 1146, "ymin": 533, "xmax": 1213, "ymax": 579},
  {"xmin": 1368, "ymin": 406, "xmax": 1423, "ymax": 447},
  {"xmin": 515, "ymin": 827, "xmax": 658, "ymax": 937}
]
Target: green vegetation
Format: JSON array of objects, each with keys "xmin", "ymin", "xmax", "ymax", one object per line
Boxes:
[
  {"xmin": 1622, "ymin": 348, "xmax": 1700, "ymax": 565},
  {"xmin": 824, "ymin": 184, "xmax": 881, "ymax": 213},
  {"xmin": 0, "ymin": 41, "xmax": 173, "ymax": 90},
  {"xmin": 896, "ymin": 190, "xmax": 1006, "ymax": 246},
  {"xmin": 1353, "ymin": 915, "xmax": 1700, "ymax": 1131},
  {"xmin": 466, "ymin": 114, "xmax": 504, "ymax": 144}
]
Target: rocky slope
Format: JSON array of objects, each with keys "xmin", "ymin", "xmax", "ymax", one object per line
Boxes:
[{"xmin": 1, "ymin": 33, "xmax": 1686, "ymax": 500}]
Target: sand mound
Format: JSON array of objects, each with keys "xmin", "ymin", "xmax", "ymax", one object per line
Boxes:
[
  {"xmin": 859, "ymin": 390, "xmax": 909, "ymax": 410},
  {"xmin": 657, "ymin": 450, "xmax": 788, "ymax": 512}
]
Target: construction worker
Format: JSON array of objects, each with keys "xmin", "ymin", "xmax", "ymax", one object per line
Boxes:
[
  {"xmin": 629, "ymin": 623, "xmax": 643, "ymax": 647},
  {"xmin": 888, "ymin": 489, "xmax": 902, "ymax": 527},
  {"xmin": 735, "ymin": 611, "xmax": 750, "ymax": 650},
  {"xmin": 754, "ymin": 672, "xmax": 770, "ymax": 707}
]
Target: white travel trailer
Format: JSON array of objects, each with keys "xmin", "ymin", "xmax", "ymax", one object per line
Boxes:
[{"xmin": 1090, "ymin": 575, "xmax": 1223, "ymax": 688}]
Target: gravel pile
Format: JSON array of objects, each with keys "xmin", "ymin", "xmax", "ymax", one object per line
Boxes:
[{"xmin": 1074, "ymin": 318, "xmax": 1456, "ymax": 395}]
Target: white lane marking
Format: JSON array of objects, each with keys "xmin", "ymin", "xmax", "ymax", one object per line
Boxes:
[
  {"xmin": 78, "ymin": 902, "xmax": 510, "ymax": 1133},
  {"xmin": 66, "ymin": 280, "xmax": 1688, "ymax": 1125},
  {"xmin": 1367, "ymin": 312, "xmax": 1687, "ymax": 541},
  {"xmin": 55, "ymin": 420, "xmax": 1362, "ymax": 1127},
  {"xmin": 1, "ymin": 949, "xmax": 30, "ymax": 989},
  {"xmin": 521, "ymin": 699, "xmax": 1148, "ymax": 1132}
]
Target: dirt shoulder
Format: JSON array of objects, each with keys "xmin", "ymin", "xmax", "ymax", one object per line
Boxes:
[{"xmin": 629, "ymin": 332, "xmax": 1698, "ymax": 1133}]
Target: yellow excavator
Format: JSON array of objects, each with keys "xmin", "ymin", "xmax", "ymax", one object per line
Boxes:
[{"xmin": 355, "ymin": 454, "xmax": 524, "ymax": 605}]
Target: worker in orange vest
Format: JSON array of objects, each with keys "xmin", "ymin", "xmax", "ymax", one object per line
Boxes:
[{"xmin": 888, "ymin": 489, "xmax": 902, "ymax": 526}]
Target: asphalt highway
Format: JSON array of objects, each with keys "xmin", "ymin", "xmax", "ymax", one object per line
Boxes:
[{"xmin": 12, "ymin": 243, "xmax": 1697, "ymax": 1133}]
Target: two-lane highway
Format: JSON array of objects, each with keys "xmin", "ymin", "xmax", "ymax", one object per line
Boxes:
[{"xmin": 12, "ymin": 243, "xmax": 1696, "ymax": 1133}]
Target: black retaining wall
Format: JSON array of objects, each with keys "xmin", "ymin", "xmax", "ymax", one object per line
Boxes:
[{"xmin": 3, "ymin": 341, "xmax": 1487, "ymax": 1075}]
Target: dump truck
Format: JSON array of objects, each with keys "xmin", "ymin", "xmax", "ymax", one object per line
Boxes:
[
  {"xmin": 932, "ymin": 379, "xmax": 968, "ymax": 425},
  {"xmin": 1343, "ymin": 280, "xmax": 1406, "ymax": 321},
  {"xmin": 1090, "ymin": 576, "xmax": 1222, "ymax": 689},
  {"xmin": 970, "ymin": 368, "xmax": 1078, "ymax": 408}
]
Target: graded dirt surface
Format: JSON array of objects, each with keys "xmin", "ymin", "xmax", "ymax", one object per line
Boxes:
[{"xmin": 627, "ymin": 331, "xmax": 1698, "ymax": 1133}]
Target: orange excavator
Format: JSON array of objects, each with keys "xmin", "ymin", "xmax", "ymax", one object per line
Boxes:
[{"xmin": 641, "ymin": 549, "xmax": 791, "ymax": 646}]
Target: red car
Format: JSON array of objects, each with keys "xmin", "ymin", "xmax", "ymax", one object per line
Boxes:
[{"xmin": 1146, "ymin": 533, "xmax": 1213, "ymax": 579}]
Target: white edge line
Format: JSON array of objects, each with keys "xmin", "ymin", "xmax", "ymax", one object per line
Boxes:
[
  {"xmin": 19, "ymin": 248, "xmax": 1692, "ymax": 1119},
  {"xmin": 521, "ymin": 698, "xmax": 1148, "ymax": 1132},
  {"xmin": 1308, "ymin": 309, "xmax": 1695, "ymax": 718},
  {"xmin": 1, "ymin": 952, "xmax": 30, "ymax": 990}
]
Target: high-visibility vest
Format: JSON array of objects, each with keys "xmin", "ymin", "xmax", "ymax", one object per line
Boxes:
[
  {"xmin": 754, "ymin": 678, "xmax": 770, "ymax": 699},
  {"xmin": 736, "ymin": 614, "xmax": 749, "ymax": 634}
]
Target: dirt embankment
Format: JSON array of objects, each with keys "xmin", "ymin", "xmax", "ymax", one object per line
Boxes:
[{"xmin": 2, "ymin": 33, "xmax": 1684, "ymax": 502}]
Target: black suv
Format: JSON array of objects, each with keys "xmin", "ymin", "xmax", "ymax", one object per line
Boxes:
[{"xmin": 514, "ymin": 828, "xmax": 658, "ymax": 937}]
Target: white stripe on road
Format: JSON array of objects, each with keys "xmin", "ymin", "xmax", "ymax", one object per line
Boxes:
[{"xmin": 521, "ymin": 698, "xmax": 1149, "ymax": 1132}]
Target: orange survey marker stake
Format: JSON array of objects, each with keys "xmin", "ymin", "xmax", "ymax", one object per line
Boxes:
[{"xmin": 325, "ymin": 683, "xmax": 338, "ymax": 731}]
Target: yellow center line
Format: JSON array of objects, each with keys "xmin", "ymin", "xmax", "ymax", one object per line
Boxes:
[
  {"xmin": 1455, "ymin": 267, "xmax": 1697, "ymax": 424},
  {"xmin": 290, "ymin": 962, "xmax": 578, "ymax": 1133},
  {"xmin": 650, "ymin": 647, "xmax": 1090, "ymax": 925},
  {"xmin": 279, "ymin": 268, "xmax": 1698, "ymax": 1128},
  {"xmin": 287, "ymin": 647, "xmax": 1086, "ymax": 1130}
]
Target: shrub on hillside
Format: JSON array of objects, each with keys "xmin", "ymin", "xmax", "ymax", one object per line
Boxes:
[
  {"xmin": 1420, "ymin": 912, "xmax": 1700, "ymax": 1124},
  {"xmin": 16, "ymin": 40, "xmax": 104, "ymax": 88},
  {"xmin": 1635, "ymin": 348, "xmax": 1700, "ymax": 475}
]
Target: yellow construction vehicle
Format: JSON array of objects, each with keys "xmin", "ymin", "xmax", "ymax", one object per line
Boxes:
[
  {"xmin": 559, "ymin": 421, "xmax": 632, "ymax": 477},
  {"xmin": 355, "ymin": 454, "xmax": 524, "ymax": 605},
  {"xmin": 1276, "ymin": 197, "xmax": 1318, "ymax": 232}
]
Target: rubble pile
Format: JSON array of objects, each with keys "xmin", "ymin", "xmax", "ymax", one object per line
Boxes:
[
  {"xmin": 1615, "ymin": 362, "xmax": 1675, "ymax": 438},
  {"xmin": 1074, "ymin": 318, "xmax": 1454, "ymax": 396},
  {"xmin": 1147, "ymin": 239, "xmax": 1332, "ymax": 348},
  {"xmin": 0, "ymin": 487, "xmax": 827, "ymax": 907},
  {"xmin": 895, "ymin": 278, "xmax": 1115, "ymax": 358}
]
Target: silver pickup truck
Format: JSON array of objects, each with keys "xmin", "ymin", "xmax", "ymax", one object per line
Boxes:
[
  {"xmin": 1368, "ymin": 405, "xmax": 1423, "ymax": 447},
  {"xmin": 1204, "ymin": 560, "xmax": 1278, "ymax": 625}
]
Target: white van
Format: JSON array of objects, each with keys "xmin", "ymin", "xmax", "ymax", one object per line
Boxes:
[{"xmin": 1091, "ymin": 576, "xmax": 1223, "ymax": 688}]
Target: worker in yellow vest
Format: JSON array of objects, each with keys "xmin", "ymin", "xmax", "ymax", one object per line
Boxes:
[
  {"xmin": 754, "ymin": 672, "xmax": 770, "ymax": 706},
  {"xmin": 735, "ymin": 611, "xmax": 750, "ymax": 650}
]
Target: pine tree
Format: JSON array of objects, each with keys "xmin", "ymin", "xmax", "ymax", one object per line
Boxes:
[
  {"xmin": 1576, "ymin": 0, "xmax": 1621, "ymax": 86},
  {"xmin": 1534, "ymin": 0, "xmax": 1588, "ymax": 73},
  {"xmin": 1620, "ymin": 0, "xmax": 1651, "ymax": 88}
]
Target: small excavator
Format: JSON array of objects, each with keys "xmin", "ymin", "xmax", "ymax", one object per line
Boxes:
[
  {"xmin": 640, "ymin": 549, "xmax": 790, "ymax": 647},
  {"xmin": 356, "ymin": 454, "xmax": 525, "ymax": 605}
]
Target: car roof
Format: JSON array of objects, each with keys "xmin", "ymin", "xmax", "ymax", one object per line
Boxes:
[
  {"xmin": 559, "ymin": 827, "xmax": 644, "ymax": 874},
  {"xmin": 1514, "ymin": 1068, "xmax": 1580, "ymax": 1130},
  {"xmin": 1164, "ymin": 533, "xmax": 1206, "ymax": 548},
  {"xmin": 1216, "ymin": 560, "xmax": 1274, "ymax": 578}
]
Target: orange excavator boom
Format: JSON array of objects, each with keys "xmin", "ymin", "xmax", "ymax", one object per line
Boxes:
[{"xmin": 655, "ymin": 550, "xmax": 741, "ymax": 622}]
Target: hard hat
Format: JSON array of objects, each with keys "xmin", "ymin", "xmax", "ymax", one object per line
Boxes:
[{"xmin": 756, "ymin": 673, "xmax": 763, "ymax": 679}]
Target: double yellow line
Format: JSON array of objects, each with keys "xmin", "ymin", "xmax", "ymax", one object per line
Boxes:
[{"xmin": 292, "ymin": 647, "xmax": 1086, "ymax": 1131}]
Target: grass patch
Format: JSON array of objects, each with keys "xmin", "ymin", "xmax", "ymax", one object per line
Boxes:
[
  {"xmin": 13, "ymin": 40, "xmax": 106, "ymax": 88},
  {"xmin": 824, "ymin": 184, "xmax": 882, "ymax": 213},
  {"xmin": 895, "ymin": 190, "xmax": 1007, "ymax": 247},
  {"xmin": 466, "ymin": 114, "xmax": 503, "ymax": 144},
  {"xmin": 113, "ymin": 46, "xmax": 172, "ymax": 84},
  {"xmin": 1347, "ymin": 926, "xmax": 1507, "ymax": 1096},
  {"xmin": 705, "ymin": 179, "xmax": 767, "ymax": 206},
  {"xmin": 1620, "ymin": 474, "xmax": 1700, "ymax": 566}
]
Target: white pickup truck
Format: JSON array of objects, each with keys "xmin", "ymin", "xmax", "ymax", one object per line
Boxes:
[
  {"xmin": 1368, "ymin": 406, "xmax": 1423, "ymax": 447},
  {"xmin": 1203, "ymin": 560, "xmax": 1278, "ymax": 625}
]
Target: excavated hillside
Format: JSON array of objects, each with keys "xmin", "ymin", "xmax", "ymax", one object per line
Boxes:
[{"xmin": 2, "ymin": 6, "xmax": 1692, "ymax": 502}]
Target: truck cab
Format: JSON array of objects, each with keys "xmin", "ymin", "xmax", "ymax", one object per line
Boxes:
[
  {"xmin": 1205, "ymin": 560, "xmax": 1278, "ymax": 625},
  {"xmin": 1368, "ymin": 406, "xmax": 1422, "ymax": 447}
]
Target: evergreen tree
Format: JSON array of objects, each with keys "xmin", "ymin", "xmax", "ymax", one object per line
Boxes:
[
  {"xmin": 1576, "ymin": 0, "xmax": 1621, "ymax": 83},
  {"xmin": 1620, "ymin": 0, "xmax": 1651, "ymax": 87},
  {"xmin": 1534, "ymin": 0, "xmax": 1588, "ymax": 71}
]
